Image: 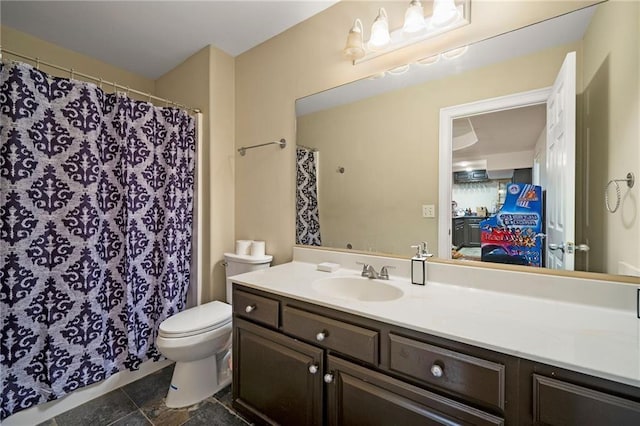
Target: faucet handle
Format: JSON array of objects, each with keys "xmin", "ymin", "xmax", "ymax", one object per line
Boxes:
[
  {"xmin": 355, "ymin": 261, "xmax": 370, "ymax": 276},
  {"xmin": 379, "ymin": 265, "xmax": 395, "ymax": 280},
  {"xmin": 421, "ymin": 241, "xmax": 433, "ymax": 257}
]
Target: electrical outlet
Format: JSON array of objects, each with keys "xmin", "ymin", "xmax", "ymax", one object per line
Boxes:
[{"xmin": 422, "ymin": 204, "xmax": 436, "ymax": 218}]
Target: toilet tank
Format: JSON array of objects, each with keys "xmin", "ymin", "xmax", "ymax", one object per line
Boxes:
[{"xmin": 224, "ymin": 253, "xmax": 272, "ymax": 304}]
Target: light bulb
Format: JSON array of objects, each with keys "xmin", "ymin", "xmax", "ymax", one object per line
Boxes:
[
  {"xmin": 431, "ymin": 0, "xmax": 459, "ymax": 28},
  {"xmin": 368, "ymin": 8, "xmax": 390, "ymax": 50},
  {"xmin": 343, "ymin": 19, "xmax": 365, "ymax": 61},
  {"xmin": 403, "ymin": 0, "xmax": 426, "ymax": 34}
]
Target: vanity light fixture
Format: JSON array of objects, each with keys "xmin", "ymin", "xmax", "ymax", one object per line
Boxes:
[{"xmin": 343, "ymin": 0, "xmax": 470, "ymax": 64}]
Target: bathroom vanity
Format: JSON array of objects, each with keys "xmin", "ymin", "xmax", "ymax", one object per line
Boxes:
[{"xmin": 230, "ymin": 249, "xmax": 640, "ymax": 425}]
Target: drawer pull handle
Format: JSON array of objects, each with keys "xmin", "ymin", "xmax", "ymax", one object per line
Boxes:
[
  {"xmin": 430, "ymin": 363, "xmax": 444, "ymax": 378},
  {"xmin": 323, "ymin": 373, "xmax": 334, "ymax": 383},
  {"xmin": 245, "ymin": 304, "xmax": 256, "ymax": 313},
  {"xmin": 308, "ymin": 364, "xmax": 319, "ymax": 374},
  {"xmin": 316, "ymin": 331, "xmax": 327, "ymax": 341}
]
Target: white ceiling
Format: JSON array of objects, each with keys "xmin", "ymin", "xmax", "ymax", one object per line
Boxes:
[
  {"xmin": 1, "ymin": 0, "xmax": 339, "ymax": 79},
  {"xmin": 453, "ymin": 104, "xmax": 547, "ymax": 159}
]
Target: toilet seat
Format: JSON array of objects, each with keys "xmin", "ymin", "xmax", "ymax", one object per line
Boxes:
[{"xmin": 159, "ymin": 301, "xmax": 231, "ymax": 338}]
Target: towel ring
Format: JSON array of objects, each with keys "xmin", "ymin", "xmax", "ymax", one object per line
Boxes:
[{"xmin": 605, "ymin": 172, "xmax": 635, "ymax": 213}]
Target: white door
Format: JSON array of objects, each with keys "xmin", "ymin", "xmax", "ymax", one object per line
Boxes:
[{"xmin": 546, "ymin": 52, "xmax": 576, "ymax": 270}]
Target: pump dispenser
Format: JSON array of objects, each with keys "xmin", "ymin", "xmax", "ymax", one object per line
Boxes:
[{"xmin": 411, "ymin": 242, "xmax": 432, "ymax": 285}]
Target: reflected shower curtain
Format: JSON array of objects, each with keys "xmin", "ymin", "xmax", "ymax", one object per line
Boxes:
[
  {"xmin": 296, "ymin": 146, "xmax": 321, "ymax": 245},
  {"xmin": 0, "ymin": 61, "xmax": 195, "ymax": 419}
]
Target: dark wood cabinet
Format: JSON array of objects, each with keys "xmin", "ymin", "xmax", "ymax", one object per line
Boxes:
[
  {"xmin": 232, "ymin": 284, "xmax": 640, "ymax": 426},
  {"xmin": 466, "ymin": 218, "xmax": 482, "ymax": 247},
  {"xmin": 453, "ymin": 218, "xmax": 465, "ymax": 247},
  {"xmin": 532, "ymin": 374, "xmax": 640, "ymax": 425},
  {"xmin": 327, "ymin": 355, "xmax": 503, "ymax": 426},
  {"xmin": 233, "ymin": 318, "xmax": 323, "ymax": 425},
  {"xmin": 453, "ymin": 217, "xmax": 482, "ymax": 248}
]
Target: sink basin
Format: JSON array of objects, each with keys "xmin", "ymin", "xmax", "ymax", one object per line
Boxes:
[{"xmin": 311, "ymin": 276, "xmax": 404, "ymax": 302}]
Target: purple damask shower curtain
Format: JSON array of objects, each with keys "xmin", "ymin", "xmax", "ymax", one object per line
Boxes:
[
  {"xmin": 295, "ymin": 146, "xmax": 321, "ymax": 246},
  {"xmin": 0, "ymin": 61, "xmax": 195, "ymax": 419}
]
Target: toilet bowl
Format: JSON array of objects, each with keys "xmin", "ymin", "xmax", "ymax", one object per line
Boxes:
[{"xmin": 156, "ymin": 252, "xmax": 272, "ymax": 408}]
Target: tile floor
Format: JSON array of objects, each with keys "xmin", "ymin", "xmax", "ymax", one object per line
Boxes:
[{"xmin": 38, "ymin": 364, "xmax": 250, "ymax": 426}]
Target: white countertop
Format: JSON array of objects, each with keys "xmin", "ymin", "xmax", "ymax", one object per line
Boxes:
[{"xmin": 230, "ymin": 249, "xmax": 640, "ymax": 389}]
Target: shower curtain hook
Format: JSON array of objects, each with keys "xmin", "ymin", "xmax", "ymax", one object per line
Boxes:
[
  {"xmin": 98, "ymin": 77, "xmax": 103, "ymax": 89},
  {"xmin": 147, "ymin": 92, "xmax": 152, "ymax": 103},
  {"xmin": 70, "ymin": 68, "xmax": 74, "ymax": 79},
  {"xmin": 125, "ymin": 86, "xmax": 130, "ymax": 97},
  {"xmin": 113, "ymin": 80, "xmax": 118, "ymax": 95},
  {"xmin": 35, "ymin": 57, "xmax": 40, "ymax": 70}
]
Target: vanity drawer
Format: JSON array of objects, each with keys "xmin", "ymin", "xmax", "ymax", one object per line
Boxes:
[
  {"xmin": 282, "ymin": 306, "xmax": 379, "ymax": 365},
  {"xmin": 389, "ymin": 333, "xmax": 505, "ymax": 411},
  {"xmin": 533, "ymin": 374, "xmax": 640, "ymax": 425},
  {"xmin": 232, "ymin": 288, "xmax": 280, "ymax": 328}
]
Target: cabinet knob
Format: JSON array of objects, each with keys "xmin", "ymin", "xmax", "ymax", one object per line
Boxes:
[
  {"xmin": 316, "ymin": 331, "xmax": 327, "ymax": 342},
  {"xmin": 430, "ymin": 363, "xmax": 444, "ymax": 378},
  {"xmin": 245, "ymin": 304, "xmax": 256, "ymax": 313},
  {"xmin": 323, "ymin": 373, "xmax": 334, "ymax": 383},
  {"xmin": 308, "ymin": 364, "xmax": 319, "ymax": 374}
]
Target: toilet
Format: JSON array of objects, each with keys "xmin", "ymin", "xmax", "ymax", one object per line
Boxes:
[{"xmin": 156, "ymin": 252, "xmax": 272, "ymax": 408}]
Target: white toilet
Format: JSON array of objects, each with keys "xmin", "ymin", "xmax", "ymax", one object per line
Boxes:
[{"xmin": 156, "ymin": 252, "xmax": 272, "ymax": 408}]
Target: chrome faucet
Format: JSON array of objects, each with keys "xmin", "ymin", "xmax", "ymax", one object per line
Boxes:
[{"xmin": 356, "ymin": 262, "xmax": 394, "ymax": 279}]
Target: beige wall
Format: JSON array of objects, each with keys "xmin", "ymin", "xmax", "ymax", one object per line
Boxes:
[
  {"xmin": 235, "ymin": 1, "xmax": 595, "ymax": 265},
  {"xmin": 1, "ymin": 25, "xmax": 155, "ymax": 95},
  {"xmin": 155, "ymin": 46, "xmax": 236, "ymax": 302},
  {"xmin": 580, "ymin": 0, "xmax": 640, "ymax": 274},
  {"xmin": 297, "ymin": 42, "xmax": 578, "ymax": 256}
]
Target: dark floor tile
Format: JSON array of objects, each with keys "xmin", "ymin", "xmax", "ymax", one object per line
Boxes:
[
  {"xmin": 36, "ymin": 418, "xmax": 57, "ymax": 426},
  {"xmin": 109, "ymin": 410, "xmax": 152, "ymax": 426},
  {"xmin": 122, "ymin": 364, "xmax": 174, "ymax": 409},
  {"xmin": 142, "ymin": 403, "xmax": 192, "ymax": 426},
  {"xmin": 55, "ymin": 389, "xmax": 137, "ymax": 426},
  {"xmin": 181, "ymin": 400, "xmax": 248, "ymax": 426},
  {"xmin": 213, "ymin": 385, "xmax": 232, "ymax": 407}
]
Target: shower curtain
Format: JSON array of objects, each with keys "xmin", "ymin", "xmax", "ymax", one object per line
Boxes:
[
  {"xmin": 0, "ymin": 61, "xmax": 195, "ymax": 419},
  {"xmin": 296, "ymin": 146, "xmax": 321, "ymax": 246}
]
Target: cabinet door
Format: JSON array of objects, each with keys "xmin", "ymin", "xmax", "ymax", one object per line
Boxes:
[
  {"xmin": 533, "ymin": 374, "xmax": 640, "ymax": 425},
  {"xmin": 453, "ymin": 219, "xmax": 465, "ymax": 247},
  {"xmin": 233, "ymin": 318, "xmax": 323, "ymax": 426},
  {"xmin": 467, "ymin": 219, "xmax": 481, "ymax": 247},
  {"xmin": 326, "ymin": 356, "xmax": 503, "ymax": 426}
]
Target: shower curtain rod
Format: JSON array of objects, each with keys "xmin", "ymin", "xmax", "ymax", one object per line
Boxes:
[
  {"xmin": 297, "ymin": 144, "xmax": 318, "ymax": 152},
  {"xmin": 0, "ymin": 47, "xmax": 201, "ymax": 114}
]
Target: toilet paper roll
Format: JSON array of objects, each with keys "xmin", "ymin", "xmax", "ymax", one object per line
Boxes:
[
  {"xmin": 235, "ymin": 240, "xmax": 252, "ymax": 256},
  {"xmin": 250, "ymin": 240, "xmax": 266, "ymax": 257}
]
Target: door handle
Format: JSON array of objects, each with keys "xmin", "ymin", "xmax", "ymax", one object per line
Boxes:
[
  {"xmin": 548, "ymin": 243, "xmax": 565, "ymax": 253},
  {"xmin": 549, "ymin": 242, "xmax": 590, "ymax": 254}
]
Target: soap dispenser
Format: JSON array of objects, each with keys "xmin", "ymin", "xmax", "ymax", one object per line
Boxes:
[{"xmin": 411, "ymin": 242, "xmax": 432, "ymax": 285}]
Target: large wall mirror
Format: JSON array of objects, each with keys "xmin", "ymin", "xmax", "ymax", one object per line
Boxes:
[{"xmin": 295, "ymin": 1, "xmax": 639, "ymax": 280}]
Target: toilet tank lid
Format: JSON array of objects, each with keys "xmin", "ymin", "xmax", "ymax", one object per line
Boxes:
[
  {"xmin": 159, "ymin": 301, "xmax": 231, "ymax": 336},
  {"xmin": 224, "ymin": 252, "xmax": 273, "ymax": 264}
]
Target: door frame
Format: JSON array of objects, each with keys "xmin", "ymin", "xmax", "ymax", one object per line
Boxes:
[{"xmin": 438, "ymin": 87, "xmax": 552, "ymax": 259}]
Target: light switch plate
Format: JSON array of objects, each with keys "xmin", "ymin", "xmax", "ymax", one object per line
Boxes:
[{"xmin": 422, "ymin": 204, "xmax": 436, "ymax": 218}]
